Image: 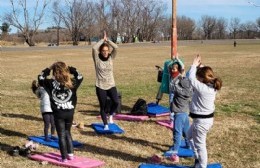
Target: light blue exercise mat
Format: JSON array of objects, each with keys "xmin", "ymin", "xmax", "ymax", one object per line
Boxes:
[
  {"xmin": 91, "ymin": 123, "xmax": 124, "ymax": 134},
  {"xmin": 28, "ymin": 135, "xmax": 83, "ymax": 149}
]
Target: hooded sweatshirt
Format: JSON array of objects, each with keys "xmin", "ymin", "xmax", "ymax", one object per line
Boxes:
[
  {"xmin": 38, "ymin": 67, "xmax": 83, "ymax": 117},
  {"xmin": 187, "ymin": 65, "xmax": 216, "ymax": 118},
  {"xmin": 171, "ymin": 76, "xmax": 193, "ymax": 113}
]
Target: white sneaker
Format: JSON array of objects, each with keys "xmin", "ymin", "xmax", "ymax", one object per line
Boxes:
[
  {"xmin": 104, "ymin": 125, "xmax": 109, "ymax": 130},
  {"xmin": 109, "ymin": 115, "xmax": 114, "ymax": 124}
]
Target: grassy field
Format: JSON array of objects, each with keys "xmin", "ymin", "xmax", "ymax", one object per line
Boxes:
[{"xmin": 0, "ymin": 40, "xmax": 260, "ymax": 168}]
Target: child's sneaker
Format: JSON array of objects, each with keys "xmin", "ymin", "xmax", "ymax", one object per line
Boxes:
[
  {"xmin": 104, "ymin": 125, "xmax": 109, "ymax": 130},
  {"xmin": 194, "ymin": 159, "xmax": 200, "ymax": 168},
  {"xmin": 109, "ymin": 115, "xmax": 114, "ymax": 124},
  {"xmin": 169, "ymin": 154, "xmax": 179, "ymax": 163},
  {"xmin": 149, "ymin": 154, "xmax": 162, "ymax": 163},
  {"xmin": 67, "ymin": 154, "xmax": 74, "ymax": 160},
  {"xmin": 59, "ymin": 158, "xmax": 68, "ymax": 163},
  {"xmin": 25, "ymin": 141, "xmax": 34, "ymax": 148}
]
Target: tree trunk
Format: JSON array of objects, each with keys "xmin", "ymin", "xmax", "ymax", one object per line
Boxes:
[{"xmin": 24, "ymin": 35, "xmax": 35, "ymax": 46}]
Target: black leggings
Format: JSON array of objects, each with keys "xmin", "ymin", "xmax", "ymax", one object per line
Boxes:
[
  {"xmin": 42, "ymin": 112, "xmax": 55, "ymax": 139},
  {"xmin": 54, "ymin": 113, "xmax": 74, "ymax": 159},
  {"xmin": 96, "ymin": 86, "xmax": 119, "ymax": 125}
]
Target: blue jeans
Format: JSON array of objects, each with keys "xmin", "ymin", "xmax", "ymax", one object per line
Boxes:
[
  {"xmin": 169, "ymin": 92, "xmax": 174, "ymax": 112},
  {"xmin": 172, "ymin": 112, "xmax": 190, "ymax": 153}
]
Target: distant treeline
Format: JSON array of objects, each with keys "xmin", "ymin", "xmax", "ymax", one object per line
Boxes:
[{"xmin": 1, "ymin": 0, "xmax": 260, "ymax": 46}]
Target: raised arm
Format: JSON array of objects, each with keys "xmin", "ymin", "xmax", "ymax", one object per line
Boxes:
[
  {"xmin": 187, "ymin": 54, "xmax": 206, "ymax": 92},
  {"xmin": 92, "ymin": 39, "xmax": 105, "ymax": 61},
  {"xmin": 107, "ymin": 40, "xmax": 118, "ymax": 59},
  {"xmin": 69, "ymin": 66, "xmax": 83, "ymax": 89},
  {"xmin": 38, "ymin": 68, "xmax": 51, "ymax": 87}
]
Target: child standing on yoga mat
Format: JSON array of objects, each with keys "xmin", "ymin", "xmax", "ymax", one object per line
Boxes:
[
  {"xmin": 168, "ymin": 58, "xmax": 193, "ymax": 163},
  {"xmin": 31, "ymin": 80, "xmax": 55, "ymax": 141},
  {"xmin": 38, "ymin": 61, "xmax": 83, "ymax": 162},
  {"xmin": 92, "ymin": 31, "xmax": 119, "ymax": 130},
  {"xmin": 187, "ymin": 55, "xmax": 222, "ymax": 168}
]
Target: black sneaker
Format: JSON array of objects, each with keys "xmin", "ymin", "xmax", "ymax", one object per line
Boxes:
[
  {"xmin": 10, "ymin": 146, "xmax": 20, "ymax": 156},
  {"xmin": 194, "ymin": 159, "xmax": 199, "ymax": 168}
]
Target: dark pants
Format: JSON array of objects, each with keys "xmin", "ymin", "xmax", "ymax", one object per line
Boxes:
[
  {"xmin": 54, "ymin": 112, "xmax": 74, "ymax": 159},
  {"xmin": 96, "ymin": 86, "xmax": 119, "ymax": 125},
  {"xmin": 42, "ymin": 112, "xmax": 55, "ymax": 140}
]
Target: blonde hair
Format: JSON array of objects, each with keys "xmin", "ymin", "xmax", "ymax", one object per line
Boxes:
[
  {"xmin": 51, "ymin": 61, "xmax": 73, "ymax": 89},
  {"xmin": 196, "ymin": 66, "xmax": 222, "ymax": 90}
]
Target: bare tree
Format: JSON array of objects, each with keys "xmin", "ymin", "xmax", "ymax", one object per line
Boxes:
[
  {"xmin": 107, "ymin": 0, "xmax": 124, "ymax": 42},
  {"xmin": 177, "ymin": 16, "xmax": 196, "ymax": 40},
  {"xmin": 229, "ymin": 17, "xmax": 240, "ymax": 39},
  {"xmin": 257, "ymin": 17, "xmax": 260, "ymax": 29},
  {"xmin": 95, "ymin": 0, "xmax": 110, "ymax": 37},
  {"xmin": 138, "ymin": 0, "xmax": 165, "ymax": 41},
  {"xmin": 214, "ymin": 17, "xmax": 228, "ymax": 39},
  {"xmin": 159, "ymin": 17, "xmax": 171, "ymax": 41},
  {"xmin": 120, "ymin": 0, "xmax": 140, "ymax": 42},
  {"xmin": 240, "ymin": 21, "xmax": 258, "ymax": 39},
  {"xmin": 257, "ymin": 17, "xmax": 260, "ymax": 38},
  {"xmin": 59, "ymin": 0, "xmax": 94, "ymax": 45},
  {"xmin": 200, "ymin": 15, "xmax": 217, "ymax": 40},
  {"xmin": 4, "ymin": 0, "xmax": 50, "ymax": 46},
  {"xmin": 0, "ymin": 22, "xmax": 11, "ymax": 40},
  {"xmin": 52, "ymin": 1, "xmax": 63, "ymax": 46}
]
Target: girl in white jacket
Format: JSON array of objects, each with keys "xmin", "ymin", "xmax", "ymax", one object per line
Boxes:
[
  {"xmin": 32, "ymin": 80, "xmax": 55, "ymax": 141},
  {"xmin": 187, "ymin": 55, "xmax": 222, "ymax": 168}
]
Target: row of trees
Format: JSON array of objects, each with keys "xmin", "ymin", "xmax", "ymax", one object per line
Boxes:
[{"xmin": 1, "ymin": 0, "xmax": 260, "ymax": 46}]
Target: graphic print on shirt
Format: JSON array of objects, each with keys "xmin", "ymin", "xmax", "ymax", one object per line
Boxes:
[{"xmin": 51, "ymin": 81, "xmax": 74, "ymax": 110}]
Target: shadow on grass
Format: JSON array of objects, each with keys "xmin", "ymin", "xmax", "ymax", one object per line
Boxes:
[
  {"xmin": 0, "ymin": 127, "xmax": 28, "ymax": 138},
  {"xmin": 0, "ymin": 142, "xmax": 13, "ymax": 152},
  {"xmin": 78, "ymin": 104, "xmax": 132, "ymax": 116},
  {"xmin": 75, "ymin": 141, "xmax": 148, "ymax": 163},
  {"xmin": 79, "ymin": 130, "xmax": 168, "ymax": 152},
  {"xmin": 1, "ymin": 113, "xmax": 42, "ymax": 122}
]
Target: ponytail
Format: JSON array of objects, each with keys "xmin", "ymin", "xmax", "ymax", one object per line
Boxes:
[
  {"xmin": 213, "ymin": 77, "xmax": 222, "ymax": 91},
  {"xmin": 196, "ymin": 66, "xmax": 222, "ymax": 90},
  {"xmin": 31, "ymin": 80, "xmax": 38, "ymax": 94}
]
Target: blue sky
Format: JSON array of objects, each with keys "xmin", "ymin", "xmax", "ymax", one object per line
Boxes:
[
  {"xmin": 0, "ymin": 0, "xmax": 259, "ymax": 33},
  {"xmin": 164, "ymin": 0, "xmax": 260, "ymax": 22}
]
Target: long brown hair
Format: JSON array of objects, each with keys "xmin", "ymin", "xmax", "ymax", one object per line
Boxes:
[
  {"xmin": 99, "ymin": 42, "xmax": 110, "ymax": 53},
  {"xmin": 196, "ymin": 66, "xmax": 222, "ymax": 90},
  {"xmin": 31, "ymin": 80, "xmax": 38, "ymax": 94},
  {"xmin": 51, "ymin": 61, "xmax": 73, "ymax": 89}
]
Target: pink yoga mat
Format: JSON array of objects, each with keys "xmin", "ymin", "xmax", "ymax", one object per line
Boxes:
[
  {"xmin": 29, "ymin": 152, "xmax": 105, "ymax": 168},
  {"xmin": 156, "ymin": 120, "xmax": 173, "ymax": 129},
  {"xmin": 114, "ymin": 114, "xmax": 149, "ymax": 121},
  {"xmin": 97, "ymin": 114, "xmax": 149, "ymax": 121},
  {"xmin": 148, "ymin": 112, "xmax": 170, "ymax": 117}
]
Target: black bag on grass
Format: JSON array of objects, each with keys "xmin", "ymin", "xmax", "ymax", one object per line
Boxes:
[{"xmin": 131, "ymin": 98, "xmax": 147, "ymax": 115}]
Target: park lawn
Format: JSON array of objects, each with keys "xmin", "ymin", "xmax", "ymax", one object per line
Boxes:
[{"xmin": 0, "ymin": 40, "xmax": 259, "ymax": 168}]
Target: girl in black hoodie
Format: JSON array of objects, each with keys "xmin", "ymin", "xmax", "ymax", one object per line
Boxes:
[{"xmin": 38, "ymin": 61, "xmax": 83, "ymax": 162}]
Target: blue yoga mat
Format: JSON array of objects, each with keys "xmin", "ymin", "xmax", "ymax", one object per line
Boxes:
[
  {"xmin": 147, "ymin": 103, "xmax": 170, "ymax": 115},
  {"xmin": 164, "ymin": 148, "xmax": 194, "ymax": 158},
  {"xmin": 139, "ymin": 163, "xmax": 222, "ymax": 168},
  {"xmin": 91, "ymin": 123, "xmax": 124, "ymax": 134},
  {"xmin": 28, "ymin": 135, "xmax": 83, "ymax": 149},
  {"xmin": 164, "ymin": 140, "xmax": 194, "ymax": 157}
]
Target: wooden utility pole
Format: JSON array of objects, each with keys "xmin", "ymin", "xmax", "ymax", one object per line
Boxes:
[{"xmin": 171, "ymin": 0, "xmax": 177, "ymax": 59}]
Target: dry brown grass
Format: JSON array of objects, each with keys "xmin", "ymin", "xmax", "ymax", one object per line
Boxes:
[{"xmin": 0, "ymin": 40, "xmax": 260, "ymax": 168}]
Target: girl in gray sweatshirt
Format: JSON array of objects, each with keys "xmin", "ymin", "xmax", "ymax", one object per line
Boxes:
[{"xmin": 187, "ymin": 55, "xmax": 222, "ymax": 168}]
